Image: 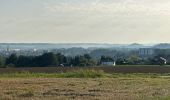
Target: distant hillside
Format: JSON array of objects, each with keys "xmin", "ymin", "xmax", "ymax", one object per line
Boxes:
[
  {"xmin": 153, "ymin": 43, "xmax": 170, "ymax": 49},
  {"xmin": 119, "ymin": 43, "xmax": 153, "ymax": 49},
  {"xmin": 0, "ymin": 43, "xmax": 156, "ymax": 50},
  {"xmin": 0, "ymin": 43, "xmax": 127, "ymax": 50},
  {"xmin": 126, "ymin": 43, "xmax": 144, "ymax": 48},
  {"xmin": 0, "ymin": 43, "xmax": 121, "ymax": 50}
]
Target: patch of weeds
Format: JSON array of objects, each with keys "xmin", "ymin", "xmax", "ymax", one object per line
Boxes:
[
  {"xmin": 59, "ymin": 69, "xmax": 105, "ymax": 78},
  {"xmin": 19, "ymin": 89, "xmax": 34, "ymax": 97}
]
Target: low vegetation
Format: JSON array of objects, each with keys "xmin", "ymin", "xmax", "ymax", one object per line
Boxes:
[
  {"xmin": 1, "ymin": 50, "xmax": 170, "ymax": 68},
  {"xmin": 0, "ymin": 69, "xmax": 170, "ymax": 78},
  {"xmin": 58, "ymin": 70, "xmax": 105, "ymax": 78},
  {"xmin": 1, "ymin": 71, "xmax": 170, "ymax": 100},
  {"xmin": 0, "ymin": 70, "xmax": 105, "ymax": 78}
]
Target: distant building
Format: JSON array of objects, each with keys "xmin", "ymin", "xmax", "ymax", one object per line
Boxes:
[
  {"xmin": 101, "ymin": 62, "xmax": 113, "ymax": 66},
  {"xmin": 101, "ymin": 61, "xmax": 116, "ymax": 66},
  {"xmin": 139, "ymin": 48, "xmax": 154, "ymax": 57}
]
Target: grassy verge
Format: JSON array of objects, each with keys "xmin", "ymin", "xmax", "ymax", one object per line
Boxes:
[
  {"xmin": 1, "ymin": 71, "xmax": 170, "ymax": 99},
  {"xmin": 0, "ymin": 70, "xmax": 106, "ymax": 78},
  {"xmin": 58, "ymin": 69, "xmax": 105, "ymax": 78},
  {"xmin": 1, "ymin": 69, "xmax": 170, "ymax": 78}
]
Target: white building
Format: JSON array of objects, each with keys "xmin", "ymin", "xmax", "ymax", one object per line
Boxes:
[{"xmin": 101, "ymin": 61, "xmax": 116, "ymax": 66}]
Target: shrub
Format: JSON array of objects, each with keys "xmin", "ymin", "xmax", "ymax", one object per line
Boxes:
[{"xmin": 59, "ymin": 69, "xmax": 105, "ymax": 78}]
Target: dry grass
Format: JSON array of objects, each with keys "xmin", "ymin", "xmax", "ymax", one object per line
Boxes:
[{"xmin": 1, "ymin": 77, "xmax": 170, "ymax": 100}]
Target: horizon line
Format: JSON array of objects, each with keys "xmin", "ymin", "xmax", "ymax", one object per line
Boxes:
[{"xmin": 0, "ymin": 42, "xmax": 168, "ymax": 45}]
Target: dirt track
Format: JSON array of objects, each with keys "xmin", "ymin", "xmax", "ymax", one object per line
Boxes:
[{"xmin": 1, "ymin": 66, "xmax": 170, "ymax": 73}]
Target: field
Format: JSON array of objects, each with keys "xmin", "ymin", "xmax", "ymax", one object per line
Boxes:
[
  {"xmin": 1, "ymin": 74, "xmax": 170, "ymax": 100},
  {"xmin": 1, "ymin": 65, "xmax": 170, "ymax": 73},
  {"xmin": 1, "ymin": 66, "xmax": 170, "ymax": 100}
]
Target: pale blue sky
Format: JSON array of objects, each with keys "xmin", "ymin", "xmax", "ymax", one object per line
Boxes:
[{"xmin": 0, "ymin": 0, "xmax": 170, "ymax": 43}]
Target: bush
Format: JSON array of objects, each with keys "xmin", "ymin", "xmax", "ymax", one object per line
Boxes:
[{"xmin": 59, "ymin": 69, "xmax": 105, "ymax": 78}]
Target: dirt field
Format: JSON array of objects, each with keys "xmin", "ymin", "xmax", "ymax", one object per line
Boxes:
[
  {"xmin": 1, "ymin": 66, "xmax": 170, "ymax": 73},
  {"xmin": 1, "ymin": 77, "xmax": 170, "ymax": 100}
]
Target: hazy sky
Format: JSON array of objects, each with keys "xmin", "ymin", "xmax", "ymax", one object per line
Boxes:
[{"xmin": 0, "ymin": 0, "xmax": 170, "ymax": 44}]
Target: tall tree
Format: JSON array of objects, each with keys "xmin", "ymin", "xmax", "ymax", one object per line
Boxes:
[{"xmin": 6, "ymin": 54, "xmax": 18, "ymax": 66}]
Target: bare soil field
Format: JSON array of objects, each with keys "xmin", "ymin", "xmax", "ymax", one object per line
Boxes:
[
  {"xmin": 1, "ymin": 66, "xmax": 170, "ymax": 73},
  {"xmin": 1, "ymin": 77, "xmax": 170, "ymax": 100}
]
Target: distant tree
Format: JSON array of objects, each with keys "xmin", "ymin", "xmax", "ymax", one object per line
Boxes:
[
  {"xmin": 0, "ymin": 56, "xmax": 5, "ymax": 67},
  {"xmin": 16, "ymin": 56, "xmax": 33, "ymax": 67},
  {"xmin": 56, "ymin": 53, "xmax": 65, "ymax": 64},
  {"xmin": 116, "ymin": 58, "xmax": 127, "ymax": 65},
  {"xmin": 71, "ymin": 54, "xmax": 95, "ymax": 67},
  {"xmin": 6, "ymin": 54, "xmax": 18, "ymax": 67},
  {"xmin": 4, "ymin": 52, "xmax": 96, "ymax": 67},
  {"xmin": 36, "ymin": 53, "xmax": 58, "ymax": 67},
  {"xmin": 66, "ymin": 56, "xmax": 73, "ymax": 66},
  {"xmin": 148, "ymin": 55, "xmax": 168, "ymax": 65},
  {"xmin": 73, "ymin": 56, "xmax": 81, "ymax": 66},
  {"xmin": 84, "ymin": 54, "xmax": 91, "ymax": 60},
  {"xmin": 100, "ymin": 56, "xmax": 113, "ymax": 63}
]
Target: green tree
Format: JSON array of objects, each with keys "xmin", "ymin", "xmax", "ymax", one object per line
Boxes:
[
  {"xmin": 127, "ymin": 55, "xmax": 141, "ymax": 65},
  {"xmin": 84, "ymin": 54, "xmax": 91, "ymax": 60},
  {"xmin": 100, "ymin": 56, "xmax": 113, "ymax": 63},
  {"xmin": 0, "ymin": 56, "xmax": 5, "ymax": 67},
  {"xmin": 37, "ymin": 53, "xmax": 58, "ymax": 67},
  {"xmin": 6, "ymin": 54, "xmax": 18, "ymax": 67},
  {"xmin": 16, "ymin": 56, "xmax": 33, "ymax": 67}
]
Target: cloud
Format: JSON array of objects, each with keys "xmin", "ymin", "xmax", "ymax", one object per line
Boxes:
[
  {"xmin": 1, "ymin": 0, "xmax": 170, "ymax": 43},
  {"xmin": 44, "ymin": 0, "xmax": 170, "ymax": 16}
]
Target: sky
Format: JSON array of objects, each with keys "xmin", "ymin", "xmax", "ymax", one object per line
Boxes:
[{"xmin": 0, "ymin": 0, "xmax": 170, "ymax": 44}]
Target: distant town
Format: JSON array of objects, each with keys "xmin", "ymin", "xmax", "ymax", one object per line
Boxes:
[
  {"xmin": 0, "ymin": 43, "xmax": 169, "ymax": 67},
  {"xmin": 0, "ymin": 43, "xmax": 169, "ymax": 57}
]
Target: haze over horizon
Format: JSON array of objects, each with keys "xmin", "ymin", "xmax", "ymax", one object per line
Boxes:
[{"xmin": 0, "ymin": 0, "xmax": 170, "ymax": 44}]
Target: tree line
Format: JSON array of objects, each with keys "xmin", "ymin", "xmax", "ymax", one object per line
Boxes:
[
  {"xmin": 4, "ymin": 53, "xmax": 96, "ymax": 67},
  {"xmin": 0, "ymin": 52, "xmax": 169, "ymax": 68}
]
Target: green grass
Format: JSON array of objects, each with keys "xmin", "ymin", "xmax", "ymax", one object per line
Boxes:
[
  {"xmin": 0, "ymin": 70, "xmax": 106, "ymax": 78},
  {"xmin": 2, "ymin": 71, "xmax": 170, "ymax": 100},
  {"xmin": 59, "ymin": 69, "xmax": 105, "ymax": 78},
  {"xmin": 111, "ymin": 73, "xmax": 161, "ymax": 78},
  {"xmin": 0, "ymin": 72, "xmax": 58, "ymax": 78},
  {"xmin": 1, "ymin": 69, "xmax": 170, "ymax": 78}
]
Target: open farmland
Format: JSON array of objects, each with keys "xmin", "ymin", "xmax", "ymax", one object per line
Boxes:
[
  {"xmin": 1, "ymin": 66, "xmax": 170, "ymax": 73},
  {"xmin": 1, "ymin": 75, "xmax": 170, "ymax": 100},
  {"xmin": 1, "ymin": 67, "xmax": 170, "ymax": 100}
]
